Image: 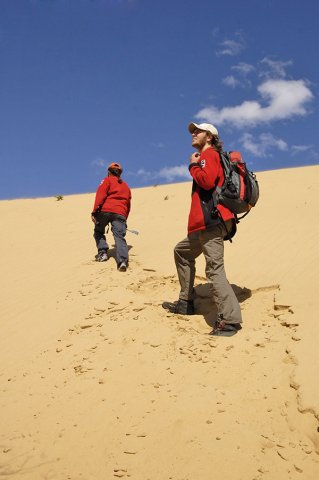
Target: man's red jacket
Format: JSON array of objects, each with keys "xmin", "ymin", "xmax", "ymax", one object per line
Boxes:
[
  {"xmin": 92, "ymin": 176, "xmax": 131, "ymax": 219},
  {"xmin": 188, "ymin": 147, "xmax": 234, "ymax": 234}
]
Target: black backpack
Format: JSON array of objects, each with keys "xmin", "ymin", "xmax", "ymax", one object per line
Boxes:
[{"xmin": 213, "ymin": 151, "xmax": 259, "ymax": 241}]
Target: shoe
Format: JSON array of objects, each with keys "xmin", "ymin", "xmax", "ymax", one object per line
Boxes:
[
  {"xmin": 162, "ymin": 299, "xmax": 195, "ymax": 315},
  {"xmin": 210, "ymin": 314, "xmax": 242, "ymax": 337},
  {"xmin": 95, "ymin": 250, "xmax": 108, "ymax": 262},
  {"xmin": 118, "ymin": 261, "xmax": 127, "ymax": 272}
]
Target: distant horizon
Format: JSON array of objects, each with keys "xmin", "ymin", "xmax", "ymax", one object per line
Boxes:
[{"xmin": 1, "ymin": 162, "xmax": 318, "ymax": 202}]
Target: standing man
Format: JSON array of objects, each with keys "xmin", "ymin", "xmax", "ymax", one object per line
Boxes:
[
  {"xmin": 162, "ymin": 123, "xmax": 242, "ymax": 336},
  {"xmin": 91, "ymin": 162, "xmax": 131, "ymax": 272}
]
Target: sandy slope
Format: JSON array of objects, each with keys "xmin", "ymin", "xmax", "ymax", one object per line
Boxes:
[{"xmin": 1, "ymin": 165, "xmax": 319, "ymax": 479}]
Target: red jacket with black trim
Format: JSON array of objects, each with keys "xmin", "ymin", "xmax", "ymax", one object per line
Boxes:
[
  {"xmin": 92, "ymin": 176, "xmax": 131, "ymax": 219},
  {"xmin": 188, "ymin": 147, "xmax": 234, "ymax": 234}
]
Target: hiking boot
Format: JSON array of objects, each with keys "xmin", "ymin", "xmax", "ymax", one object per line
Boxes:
[
  {"xmin": 210, "ymin": 314, "xmax": 242, "ymax": 337},
  {"xmin": 95, "ymin": 249, "xmax": 108, "ymax": 262},
  {"xmin": 118, "ymin": 261, "xmax": 127, "ymax": 272},
  {"xmin": 162, "ymin": 299, "xmax": 195, "ymax": 315}
]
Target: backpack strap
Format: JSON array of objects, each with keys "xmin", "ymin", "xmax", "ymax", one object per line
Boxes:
[
  {"xmin": 236, "ymin": 211, "xmax": 250, "ymax": 221},
  {"xmin": 211, "ymin": 186, "xmax": 221, "ymax": 215},
  {"xmin": 211, "ymin": 151, "xmax": 235, "ymax": 242},
  {"xmin": 212, "ymin": 207, "xmax": 238, "ymax": 243}
]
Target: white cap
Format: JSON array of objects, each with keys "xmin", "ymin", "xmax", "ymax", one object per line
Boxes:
[{"xmin": 188, "ymin": 122, "xmax": 219, "ymax": 137}]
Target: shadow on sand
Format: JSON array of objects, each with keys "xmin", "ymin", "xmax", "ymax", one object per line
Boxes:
[
  {"xmin": 105, "ymin": 244, "xmax": 133, "ymax": 265},
  {"xmin": 194, "ymin": 282, "xmax": 252, "ymax": 328}
]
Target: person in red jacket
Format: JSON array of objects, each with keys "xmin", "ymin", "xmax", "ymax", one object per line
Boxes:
[
  {"xmin": 162, "ymin": 123, "xmax": 242, "ymax": 336},
  {"xmin": 91, "ymin": 162, "xmax": 131, "ymax": 271}
]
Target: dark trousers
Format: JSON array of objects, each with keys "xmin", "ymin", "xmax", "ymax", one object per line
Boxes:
[{"xmin": 93, "ymin": 212, "xmax": 128, "ymax": 265}]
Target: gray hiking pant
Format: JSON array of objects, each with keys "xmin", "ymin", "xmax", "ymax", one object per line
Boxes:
[
  {"xmin": 93, "ymin": 212, "xmax": 128, "ymax": 265},
  {"xmin": 174, "ymin": 221, "xmax": 242, "ymax": 324}
]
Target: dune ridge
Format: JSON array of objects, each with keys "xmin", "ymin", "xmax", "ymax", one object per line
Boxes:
[{"xmin": 1, "ymin": 165, "xmax": 319, "ymax": 479}]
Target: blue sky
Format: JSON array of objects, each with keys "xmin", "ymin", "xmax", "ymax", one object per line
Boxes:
[{"xmin": 1, "ymin": 0, "xmax": 318, "ymax": 200}]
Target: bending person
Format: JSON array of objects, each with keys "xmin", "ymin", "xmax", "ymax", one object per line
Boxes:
[{"xmin": 91, "ymin": 162, "xmax": 131, "ymax": 272}]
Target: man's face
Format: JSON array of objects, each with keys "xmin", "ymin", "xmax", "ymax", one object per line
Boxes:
[{"xmin": 191, "ymin": 128, "xmax": 211, "ymax": 150}]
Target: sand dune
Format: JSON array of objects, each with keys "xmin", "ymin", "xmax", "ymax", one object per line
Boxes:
[{"xmin": 1, "ymin": 165, "xmax": 319, "ymax": 479}]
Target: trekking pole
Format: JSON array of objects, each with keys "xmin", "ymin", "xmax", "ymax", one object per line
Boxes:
[{"xmin": 127, "ymin": 229, "xmax": 139, "ymax": 235}]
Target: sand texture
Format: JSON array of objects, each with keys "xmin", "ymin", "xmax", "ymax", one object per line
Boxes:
[{"xmin": 1, "ymin": 165, "xmax": 319, "ymax": 479}]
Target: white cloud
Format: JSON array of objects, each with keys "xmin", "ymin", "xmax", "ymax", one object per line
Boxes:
[
  {"xmin": 157, "ymin": 165, "xmax": 189, "ymax": 182},
  {"xmin": 222, "ymin": 75, "xmax": 239, "ymax": 88},
  {"xmin": 195, "ymin": 79, "xmax": 313, "ymax": 128},
  {"xmin": 91, "ymin": 158, "xmax": 108, "ymax": 168},
  {"xmin": 128, "ymin": 165, "xmax": 190, "ymax": 183},
  {"xmin": 291, "ymin": 145, "xmax": 312, "ymax": 155},
  {"xmin": 223, "ymin": 63, "xmax": 254, "ymax": 89},
  {"xmin": 260, "ymin": 57, "xmax": 293, "ymax": 78},
  {"xmin": 232, "ymin": 62, "xmax": 255, "ymax": 76},
  {"xmin": 136, "ymin": 168, "xmax": 152, "ymax": 178},
  {"xmin": 216, "ymin": 37, "xmax": 245, "ymax": 56},
  {"xmin": 241, "ymin": 133, "xmax": 288, "ymax": 157}
]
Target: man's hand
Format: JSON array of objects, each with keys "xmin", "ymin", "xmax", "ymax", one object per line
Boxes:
[
  {"xmin": 91, "ymin": 213, "xmax": 97, "ymax": 224},
  {"xmin": 189, "ymin": 152, "xmax": 200, "ymax": 164}
]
